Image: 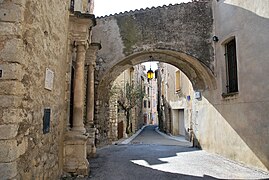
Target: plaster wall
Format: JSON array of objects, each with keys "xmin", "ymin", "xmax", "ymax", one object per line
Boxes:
[
  {"xmin": 0, "ymin": 0, "xmax": 69, "ymax": 178},
  {"xmin": 159, "ymin": 63, "xmax": 193, "ymax": 138},
  {"xmin": 195, "ymin": 0, "xmax": 269, "ymax": 171}
]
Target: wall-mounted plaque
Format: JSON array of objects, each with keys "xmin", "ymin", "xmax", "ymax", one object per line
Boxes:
[{"xmin": 45, "ymin": 68, "xmax": 54, "ymax": 91}]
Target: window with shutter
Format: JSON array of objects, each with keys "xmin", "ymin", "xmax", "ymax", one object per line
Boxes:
[{"xmin": 225, "ymin": 38, "xmax": 238, "ymax": 93}]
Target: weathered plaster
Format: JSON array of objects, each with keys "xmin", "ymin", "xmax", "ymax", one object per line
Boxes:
[{"xmin": 196, "ymin": 0, "xmax": 269, "ymax": 171}]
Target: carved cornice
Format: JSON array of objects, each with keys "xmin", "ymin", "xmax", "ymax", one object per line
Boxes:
[
  {"xmin": 73, "ymin": 11, "xmax": 96, "ymax": 27},
  {"xmin": 69, "ymin": 12, "xmax": 96, "ymax": 42}
]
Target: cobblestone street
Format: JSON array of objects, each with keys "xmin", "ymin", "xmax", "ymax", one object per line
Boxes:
[{"xmin": 74, "ymin": 125, "xmax": 269, "ymax": 180}]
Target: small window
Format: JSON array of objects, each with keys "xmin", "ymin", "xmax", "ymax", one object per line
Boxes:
[
  {"xmin": 225, "ymin": 38, "xmax": 238, "ymax": 93},
  {"xmin": 144, "ymin": 100, "xmax": 147, "ymax": 108},
  {"xmin": 148, "ymin": 101, "xmax": 151, "ymax": 108},
  {"xmin": 175, "ymin": 70, "xmax": 181, "ymax": 92}
]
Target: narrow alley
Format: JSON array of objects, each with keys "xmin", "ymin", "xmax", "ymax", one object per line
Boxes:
[{"xmin": 75, "ymin": 125, "xmax": 269, "ymax": 180}]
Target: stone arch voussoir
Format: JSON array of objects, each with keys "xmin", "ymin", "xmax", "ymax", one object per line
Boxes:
[{"xmin": 96, "ymin": 49, "xmax": 216, "ymax": 100}]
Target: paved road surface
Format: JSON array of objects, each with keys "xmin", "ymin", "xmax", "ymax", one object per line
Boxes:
[
  {"xmin": 67, "ymin": 125, "xmax": 269, "ymax": 180},
  {"xmin": 130, "ymin": 125, "xmax": 192, "ymax": 146}
]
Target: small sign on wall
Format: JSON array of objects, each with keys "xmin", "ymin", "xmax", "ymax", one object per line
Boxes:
[
  {"xmin": 45, "ymin": 68, "xmax": 54, "ymax": 91},
  {"xmin": 43, "ymin": 108, "xmax": 51, "ymax": 134},
  {"xmin": 195, "ymin": 91, "xmax": 202, "ymax": 100}
]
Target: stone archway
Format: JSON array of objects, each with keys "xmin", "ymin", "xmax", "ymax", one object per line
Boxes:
[
  {"xmin": 94, "ymin": 49, "xmax": 216, "ymax": 144},
  {"xmin": 98, "ymin": 50, "xmax": 216, "ymax": 93},
  {"xmin": 90, "ymin": 0, "xmax": 269, "ymax": 172},
  {"xmin": 91, "ymin": 0, "xmax": 216, "ymax": 145}
]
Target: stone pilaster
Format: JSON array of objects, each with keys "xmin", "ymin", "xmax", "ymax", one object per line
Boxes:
[{"xmin": 85, "ymin": 43, "xmax": 101, "ymax": 157}]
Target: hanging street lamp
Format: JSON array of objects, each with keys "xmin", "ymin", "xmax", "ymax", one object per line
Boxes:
[
  {"xmin": 147, "ymin": 56, "xmax": 154, "ymax": 80},
  {"xmin": 147, "ymin": 68, "xmax": 154, "ymax": 80}
]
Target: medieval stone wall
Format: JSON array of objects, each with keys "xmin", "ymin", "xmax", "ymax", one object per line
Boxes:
[
  {"xmin": 93, "ymin": 1, "xmax": 214, "ymax": 77},
  {"xmin": 0, "ymin": 0, "xmax": 69, "ymax": 178}
]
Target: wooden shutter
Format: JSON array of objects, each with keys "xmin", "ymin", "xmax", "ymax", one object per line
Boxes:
[{"xmin": 226, "ymin": 39, "xmax": 238, "ymax": 93}]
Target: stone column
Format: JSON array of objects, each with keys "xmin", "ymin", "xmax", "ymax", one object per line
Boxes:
[
  {"xmin": 64, "ymin": 41, "xmax": 89, "ymax": 175},
  {"xmin": 64, "ymin": 10, "xmax": 96, "ymax": 176},
  {"xmin": 71, "ymin": 41, "xmax": 87, "ymax": 133},
  {"xmin": 85, "ymin": 43, "xmax": 101, "ymax": 157}
]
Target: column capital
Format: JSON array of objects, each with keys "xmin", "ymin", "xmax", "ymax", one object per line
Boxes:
[
  {"xmin": 86, "ymin": 61, "xmax": 96, "ymax": 67},
  {"xmin": 75, "ymin": 41, "xmax": 89, "ymax": 50}
]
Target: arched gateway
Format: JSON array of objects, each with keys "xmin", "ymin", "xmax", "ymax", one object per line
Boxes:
[
  {"xmin": 90, "ymin": 0, "xmax": 269, "ymax": 173},
  {"xmin": 91, "ymin": 1, "xmax": 216, "ymax": 141}
]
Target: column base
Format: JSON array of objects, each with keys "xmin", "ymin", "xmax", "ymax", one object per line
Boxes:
[
  {"xmin": 86, "ymin": 127, "xmax": 96, "ymax": 158},
  {"xmin": 64, "ymin": 131, "xmax": 89, "ymax": 176}
]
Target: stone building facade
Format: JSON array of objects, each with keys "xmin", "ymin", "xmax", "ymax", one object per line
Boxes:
[
  {"xmin": 0, "ymin": 0, "xmax": 269, "ymax": 178},
  {"xmin": 157, "ymin": 63, "xmax": 193, "ymax": 140},
  {"xmin": 144, "ymin": 77, "xmax": 158, "ymax": 125},
  {"xmin": 108, "ymin": 65, "xmax": 145, "ymax": 141},
  {"xmin": 0, "ymin": 0, "xmax": 99, "ymax": 178}
]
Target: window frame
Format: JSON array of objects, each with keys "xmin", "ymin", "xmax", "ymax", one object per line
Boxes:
[
  {"xmin": 222, "ymin": 37, "xmax": 239, "ymax": 97},
  {"xmin": 175, "ymin": 70, "xmax": 181, "ymax": 93}
]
